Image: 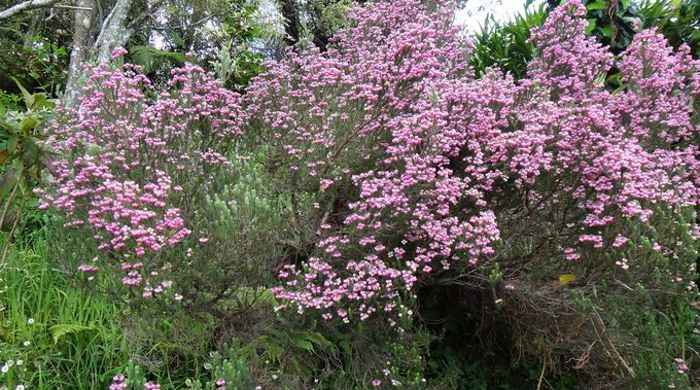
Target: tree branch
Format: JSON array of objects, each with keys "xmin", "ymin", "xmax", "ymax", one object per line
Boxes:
[
  {"xmin": 94, "ymin": 0, "xmax": 134, "ymax": 62},
  {"xmin": 0, "ymin": 0, "xmax": 63, "ymax": 20},
  {"xmin": 144, "ymin": 16, "xmax": 212, "ymax": 31},
  {"xmin": 53, "ymin": 4, "xmax": 92, "ymax": 11}
]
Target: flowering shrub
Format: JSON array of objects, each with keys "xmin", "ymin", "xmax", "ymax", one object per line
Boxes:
[
  {"xmin": 36, "ymin": 0, "xmax": 700, "ymax": 386},
  {"xmin": 42, "ymin": 0, "xmax": 698, "ymax": 323},
  {"xmin": 250, "ymin": 0, "xmax": 699, "ymax": 322},
  {"xmin": 38, "ymin": 53, "xmax": 246, "ymax": 295}
]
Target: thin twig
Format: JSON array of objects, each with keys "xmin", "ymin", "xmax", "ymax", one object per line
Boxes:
[
  {"xmin": 536, "ymin": 358, "xmax": 546, "ymax": 390},
  {"xmin": 0, "ymin": 180, "xmax": 21, "ymax": 269},
  {"xmin": 0, "ymin": 180, "xmax": 19, "ymax": 234},
  {"xmin": 0, "ymin": 207, "xmax": 22, "ymax": 267}
]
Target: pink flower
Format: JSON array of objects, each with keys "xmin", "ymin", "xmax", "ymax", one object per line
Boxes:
[
  {"xmin": 77, "ymin": 264, "xmax": 99, "ymax": 273},
  {"xmin": 111, "ymin": 47, "xmax": 128, "ymax": 59}
]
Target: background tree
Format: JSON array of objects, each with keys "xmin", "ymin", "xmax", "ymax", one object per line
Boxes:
[{"xmin": 0, "ymin": 0, "xmax": 272, "ymax": 103}]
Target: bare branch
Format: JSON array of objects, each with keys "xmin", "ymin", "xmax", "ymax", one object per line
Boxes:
[
  {"xmin": 0, "ymin": 0, "xmax": 63, "ymax": 20},
  {"xmin": 145, "ymin": 16, "xmax": 212, "ymax": 31},
  {"xmin": 53, "ymin": 4, "xmax": 92, "ymax": 11}
]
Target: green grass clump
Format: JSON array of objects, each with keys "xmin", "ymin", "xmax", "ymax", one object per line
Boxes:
[{"xmin": 0, "ymin": 229, "xmax": 129, "ymax": 389}]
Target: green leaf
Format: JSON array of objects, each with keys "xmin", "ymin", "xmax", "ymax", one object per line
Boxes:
[
  {"xmin": 600, "ymin": 26, "xmax": 613, "ymax": 38},
  {"xmin": 19, "ymin": 116, "xmax": 38, "ymax": 133},
  {"xmin": 585, "ymin": 18, "xmax": 597, "ymax": 35},
  {"xmin": 339, "ymin": 340, "xmax": 352, "ymax": 354},
  {"xmin": 0, "ymin": 119, "xmax": 16, "ymax": 133},
  {"xmin": 6, "ymin": 136, "xmax": 18, "ymax": 153},
  {"xmin": 261, "ymin": 338, "xmax": 283, "ymax": 362},
  {"xmin": 559, "ymin": 273, "xmax": 577, "ymax": 286},
  {"xmin": 21, "ymin": 137, "xmax": 39, "ymax": 166},
  {"xmin": 587, "ymin": 0, "xmax": 607, "ymax": 10},
  {"xmin": 50, "ymin": 324, "xmax": 95, "ymax": 344},
  {"xmin": 10, "ymin": 77, "xmax": 34, "ymax": 109},
  {"xmin": 30, "ymin": 94, "xmax": 53, "ymax": 111},
  {"xmin": 294, "ymin": 339, "xmax": 315, "ymax": 352}
]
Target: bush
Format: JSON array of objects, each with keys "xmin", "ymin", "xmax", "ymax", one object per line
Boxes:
[
  {"xmin": 246, "ymin": 0, "xmax": 700, "ymax": 387},
  {"xmin": 35, "ymin": 0, "xmax": 700, "ymax": 388},
  {"xmin": 37, "ymin": 51, "xmax": 287, "ymax": 385}
]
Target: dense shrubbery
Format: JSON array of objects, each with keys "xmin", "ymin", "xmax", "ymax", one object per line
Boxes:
[
  {"xmin": 2, "ymin": 0, "xmax": 699, "ymax": 389},
  {"xmin": 260, "ymin": 0, "xmax": 698, "ymax": 320}
]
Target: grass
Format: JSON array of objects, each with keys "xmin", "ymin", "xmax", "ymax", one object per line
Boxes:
[{"xmin": 0, "ymin": 227, "xmax": 129, "ymax": 389}]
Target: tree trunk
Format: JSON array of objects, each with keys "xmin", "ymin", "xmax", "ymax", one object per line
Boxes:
[
  {"xmin": 185, "ymin": 0, "xmax": 206, "ymax": 51},
  {"xmin": 94, "ymin": 0, "xmax": 135, "ymax": 63},
  {"xmin": 63, "ymin": 0, "xmax": 95, "ymax": 106},
  {"xmin": 279, "ymin": 0, "xmax": 300, "ymax": 46}
]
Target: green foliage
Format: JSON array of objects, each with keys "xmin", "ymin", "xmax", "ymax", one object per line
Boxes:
[
  {"xmin": 0, "ymin": 78, "xmax": 55, "ymax": 184},
  {"xmin": 212, "ymin": 0, "xmax": 270, "ymax": 88},
  {"xmin": 583, "ymin": 0, "xmax": 640, "ymax": 52},
  {"xmin": 575, "ymin": 0, "xmax": 700, "ymax": 56},
  {"xmin": 303, "ymin": 0, "xmax": 355, "ymax": 49},
  {"xmin": 469, "ymin": 5, "xmax": 548, "ymax": 78},
  {"xmin": 125, "ymin": 0, "xmax": 270, "ymax": 89},
  {"xmin": 0, "ymin": 78, "xmax": 55, "ymax": 265},
  {"xmin": 210, "ymin": 42, "xmax": 266, "ymax": 89},
  {"xmin": 127, "ymin": 46, "xmax": 187, "ymax": 74},
  {"xmin": 639, "ymin": 0, "xmax": 700, "ymax": 56},
  {"xmin": 0, "ymin": 16, "xmax": 70, "ymax": 97},
  {"xmin": 0, "ymin": 90, "xmax": 22, "ymax": 113}
]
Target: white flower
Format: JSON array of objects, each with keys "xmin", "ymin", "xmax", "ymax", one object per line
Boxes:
[
  {"xmin": 15, "ymin": 360, "xmax": 22, "ymax": 366},
  {"xmin": 22, "ymin": 341, "xmax": 30, "ymax": 347},
  {"xmin": 15, "ymin": 385, "xmax": 25, "ymax": 390},
  {"xmin": 1, "ymin": 364, "xmax": 9, "ymax": 374},
  {"xmin": 27, "ymin": 318, "xmax": 34, "ymax": 325}
]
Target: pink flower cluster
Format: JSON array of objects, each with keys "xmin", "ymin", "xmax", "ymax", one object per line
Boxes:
[
  {"xmin": 262, "ymin": 0, "xmax": 699, "ymax": 321},
  {"xmin": 109, "ymin": 374, "xmax": 126, "ymax": 390},
  {"xmin": 40, "ymin": 59, "xmax": 245, "ymax": 291}
]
